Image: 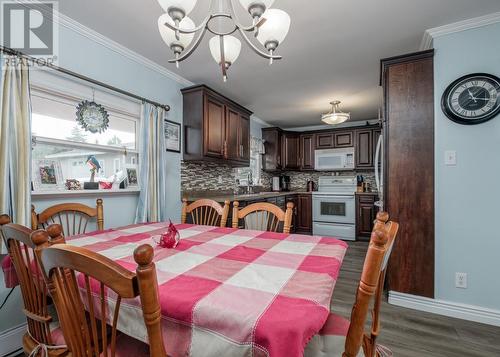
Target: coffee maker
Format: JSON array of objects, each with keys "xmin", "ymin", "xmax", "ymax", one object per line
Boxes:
[{"xmin": 272, "ymin": 175, "xmax": 291, "ymax": 192}]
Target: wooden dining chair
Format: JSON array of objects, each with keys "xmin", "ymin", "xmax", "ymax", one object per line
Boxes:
[
  {"xmin": 32, "ymin": 198, "xmax": 104, "ymax": 236},
  {"xmin": 304, "ymin": 212, "xmax": 399, "ymax": 357},
  {"xmin": 232, "ymin": 201, "xmax": 294, "ymax": 233},
  {"xmin": 32, "ymin": 226, "xmax": 167, "ymax": 357},
  {"xmin": 181, "ymin": 198, "xmax": 230, "ymax": 227},
  {"xmin": 0, "ymin": 215, "xmax": 68, "ymax": 357}
]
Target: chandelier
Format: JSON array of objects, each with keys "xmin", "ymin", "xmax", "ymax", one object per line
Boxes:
[
  {"xmin": 157, "ymin": 0, "xmax": 291, "ymax": 81},
  {"xmin": 321, "ymin": 101, "xmax": 351, "ymax": 125}
]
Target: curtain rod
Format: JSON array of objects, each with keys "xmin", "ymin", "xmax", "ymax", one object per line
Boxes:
[{"xmin": 1, "ymin": 46, "xmax": 170, "ymax": 111}]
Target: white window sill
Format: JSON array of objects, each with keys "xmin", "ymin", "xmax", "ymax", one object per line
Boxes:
[{"xmin": 31, "ymin": 188, "xmax": 141, "ymax": 199}]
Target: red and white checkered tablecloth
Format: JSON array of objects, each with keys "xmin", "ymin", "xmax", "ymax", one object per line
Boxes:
[{"xmin": 50, "ymin": 223, "xmax": 349, "ymax": 356}]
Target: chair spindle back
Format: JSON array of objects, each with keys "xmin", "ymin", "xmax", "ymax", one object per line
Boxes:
[
  {"xmin": 343, "ymin": 212, "xmax": 399, "ymax": 357},
  {"xmin": 33, "ymin": 226, "xmax": 166, "ymax": 357},
  {"xmin": 181, "ymin": 199, "xmax": 230, "ymax": 227},
  {"xmin": 0, "ymin": 216, "xmax": 66, "ymax": 353},
  {"xmin": 232, "ymin": 201, "xmax": 294, "ymax": 233},
  {"xmin": 32, "ymin": 199, "xmax": 104, "ymax": 236}
]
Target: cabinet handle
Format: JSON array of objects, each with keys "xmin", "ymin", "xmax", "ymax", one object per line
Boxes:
[
  {"xmin": 240, "ymin": 144, "xmax": 244, "ymax": 157},
  {"xmin": 223, "ymin": 141, "xmax": 228, "ymax": 159}
]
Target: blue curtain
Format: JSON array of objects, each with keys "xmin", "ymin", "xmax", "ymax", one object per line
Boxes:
[
  {"xmin": 0, "ymin": 55, "xmax": 32, "ymax": 232},
  {"xmin": 135, "ymin": 102, "xmax": 167, "ymax": 223}
]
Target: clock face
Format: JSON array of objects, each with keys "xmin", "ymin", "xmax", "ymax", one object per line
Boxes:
[{"xmin": 442, "ymin": 73, "xmax": 500, "ymax": 125}]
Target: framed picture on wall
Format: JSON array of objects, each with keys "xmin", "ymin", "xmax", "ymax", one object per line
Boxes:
[
  {"xmin": 165, "ymin": 119, "xmax": 181, "ymax": 153},
  {"xmin": 33, "ymin": 159, "xmax": 64, "ymax": 191}
]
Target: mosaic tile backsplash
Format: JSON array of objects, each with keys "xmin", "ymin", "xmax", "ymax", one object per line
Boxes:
[{"xmin": 181, "ymin": 161, "xmax": 377, "ymax": 193}]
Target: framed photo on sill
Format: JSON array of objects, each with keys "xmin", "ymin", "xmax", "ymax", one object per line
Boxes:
[
  {"xmin": 125, "ymin": 165, "xmax": 139, "ymax": 187},
  {"xmin": 33, "ymin": 159, "xmax": 64, "ymax": 191},
  {"xmin": 165, "ymin": 119, "xmax": 181, "ymax": 153}
]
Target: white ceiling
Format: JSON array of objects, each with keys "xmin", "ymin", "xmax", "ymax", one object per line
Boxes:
[{"xmin": 58, "ymin": 0, "xmax": 500, "ymax": 127}]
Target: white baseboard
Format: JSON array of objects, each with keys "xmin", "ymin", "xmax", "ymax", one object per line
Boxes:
[
  {"xmin": 0, "ymin": 323, "xmax": 26, "ymax": 356},
  {"xmin": 388, "ymin": 291, "xmax": 500, "ymax": 327}
]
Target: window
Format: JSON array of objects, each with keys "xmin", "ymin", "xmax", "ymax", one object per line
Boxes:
[{"xmin": 30, "ymin": 73, "xmax": 140, "ymax": 191}]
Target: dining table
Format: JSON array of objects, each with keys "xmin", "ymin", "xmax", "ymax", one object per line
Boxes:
[{"xmin": 4, "ymin": 222, "xmax": 348, "ymax": 357}]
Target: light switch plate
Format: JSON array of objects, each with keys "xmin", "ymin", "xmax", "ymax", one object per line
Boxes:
[{"xmin": 445, "ymin": 150, "xmax": 457, "ymax": 166}]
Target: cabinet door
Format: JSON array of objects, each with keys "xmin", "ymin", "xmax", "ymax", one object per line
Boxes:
[
  {"xmin": 334, "ymin": 131, "xmax": 354, "ymax": 147},
  {"xmin": 355, "ymin": 129, "xmax": 373, "ymax": 168},
  {"xmin": 356, "ymin": 195, "xmax": 377, "ymax": 239},
  {"xmin": 286, "ymin": 195, "xmax": 298, "ymax": 233},
  {"xmin": 316, "ymin": 132, "xmax": 334, "ymax": 149},
  {"xmin": 300, "ymin": 134, "xmax": 315, "ymax": 170},
  {"xmin": 204, "ymin": 96, "xmax": 225, "ymax": 158},
  {"xmin": 262, "ymin": 128, "xmax": 282, "ymax": 171},
  {"xmin": 225, "ymin": 107, "xmax": 240, "ymax": 160},
  {"xmin": 297, "ymin": 194, "xmax": 312, "ymax": 233},
  {"xmin": 358, "ymin": 203, "xmax": 376, "ymax": 236},
  {"xmin": 282, "ymin": 133, "xmax": 300, "ymax": 170},
  {"xmin": 239, "ymin": 115, "xmax": 250, "ymax": 162}
]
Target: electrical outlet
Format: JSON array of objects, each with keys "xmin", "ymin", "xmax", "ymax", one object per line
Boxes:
[
  {"xmin": 455, "ymin": 272, "xmax": 467, "ymax": 289},
  {"xmin": 445, "ymin": 150, "xmax": 457, "ymax": 166}
]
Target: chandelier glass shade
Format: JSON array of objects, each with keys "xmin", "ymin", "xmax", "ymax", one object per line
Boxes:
[
  {"xmin": 321, "ymin": 101, "xmax": 351, "ymax": 125},
  {"xmin": 157, "ymin": 0, "xmax": 290, "ymax": 80}
]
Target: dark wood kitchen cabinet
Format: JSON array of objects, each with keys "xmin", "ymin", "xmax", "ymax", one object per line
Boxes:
[
  {"xmin": 282, "ymin": 132, "xmax": 300, "ymax": 170},
  {"xmin": 382, "ymin": 50, "xmax": 435, "ymax": 298},
  {"xmin": 355, "ymin": 193, "xmax": 378, "ymax": 240},
  {"xmin": 296, "ymin": 194, "xmax": 312, "ymax": 234},
  {"xmin": 316, "ymin": 132, "xmax": 335, "ymax": 149},
  {"xmin": 355, "ymin": 129, "xmax": 373, "ymax": 168},
  {"xmin": 182, "ymin": 85, "xmax": 252, "ymax": 166},
  {"xmin": 334, "ymin": 131, "xmax": 354, "ymax": 148},
  {"xmin": 262, "ymin": 127, "xmax": 283, "ymax": 171},
  {"xmin": 300, "ymin": 134, "xmax": 315, "ymax": 170}
]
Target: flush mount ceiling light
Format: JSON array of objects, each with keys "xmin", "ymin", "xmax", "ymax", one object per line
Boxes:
[
  {"xmin": 157, "ymin": 0, "xmax": 291, "ymax": 81},
  {"xmin": 321, "ymin": 101, "xmax": 350, "ymax": 125}
]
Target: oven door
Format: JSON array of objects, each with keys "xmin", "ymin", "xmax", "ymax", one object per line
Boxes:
[{"xmin": 312, "ymin": 194, "xmax": 355, "ymax": 224}]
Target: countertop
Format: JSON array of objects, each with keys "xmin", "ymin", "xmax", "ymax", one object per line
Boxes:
[
  {"xmin": 355, "ymin": 191, "xmax": 379, "ymax": 196},
  {"xmin": 182, "ymin": 190, "xmax": 312, "ymax": 203}
]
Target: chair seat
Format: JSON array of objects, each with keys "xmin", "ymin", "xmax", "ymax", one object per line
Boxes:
[{"xmin": 304, "ymin": 313, "xmax": 362, "ymax": 357}]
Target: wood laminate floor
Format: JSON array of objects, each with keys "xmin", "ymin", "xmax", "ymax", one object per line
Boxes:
[
  {"xmin": 332, "ymin": 241, "xmax": 500, "ymax": 357},
  {"xmin": 13, "ymin": 241, "xmax": 500, "ymax": 357}
]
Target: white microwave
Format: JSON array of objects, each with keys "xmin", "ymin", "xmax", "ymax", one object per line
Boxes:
[{"xmin": 314, "ymin": 148, "xmax": 355, "ymax": 171}]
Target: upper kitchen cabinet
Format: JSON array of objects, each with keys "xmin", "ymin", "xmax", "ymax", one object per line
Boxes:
[
  {"xmin": 182, "ymin": 85, "xmax": 252, "ymax": 166},
  {"xmin": 315, "ymin": 130, "xmax": 354, "ymax": 149},
  {"xmin": 334, "ymin": 131, "xmax": 354, "ymax": 148},
  {"xmin": 355, "ymin": 129, "xmax": 373, "ymax": 168},
  {"xmin": 300, "ymin": 134, "xmax": 315, "ymax": 170},
  {"xmin": 282, "ymin": 132, "xmax": 300, "ymax": 170},
  {"xmin": 262, "ymin": 127, "xmax": 283, "ymax": 171}
]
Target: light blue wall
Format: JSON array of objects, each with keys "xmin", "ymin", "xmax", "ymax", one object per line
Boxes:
[
  {"xmin": 434, "ymin": 22, "xmax": 500, "ymax": 310},
  {"xmin": 0, "ymin": 18, "xmax": 188, "ymax": 345}
]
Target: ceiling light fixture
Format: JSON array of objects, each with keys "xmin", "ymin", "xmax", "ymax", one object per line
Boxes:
[
  {"xmin": 321, "ymin": 101, "xmax": 350, "ymax": 125},
  {"xmin": 157, "ymin": 0, "xmax": 290, "ymax": 81}
]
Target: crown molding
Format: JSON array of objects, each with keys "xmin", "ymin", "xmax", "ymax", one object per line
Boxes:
[
  {"xmin": 420, "ymin": 11, "xmax": 500, "ymax": 50},
  {"xmin": 14, "ymin": 0, "xmax": 194, "ymax": 87},
  {"xmin": 251, "ymin": 115, "xmax": 271, "ymax": 128}
]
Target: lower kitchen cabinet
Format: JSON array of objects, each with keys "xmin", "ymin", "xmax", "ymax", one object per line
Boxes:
[
  {"xmin": 355, "ymin": 193, "xmax": 378, "ymax": 240},
  {"xmin": 296, "ymin": 194, "xmax": 312, "ymax": 234}
]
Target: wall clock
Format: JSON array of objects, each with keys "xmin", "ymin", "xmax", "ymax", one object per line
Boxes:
[{"xmin": 441, "ymin": 73, "xmax": 500, "ymax": 125}]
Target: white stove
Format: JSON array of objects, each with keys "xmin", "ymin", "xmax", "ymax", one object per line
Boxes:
[{"xmin": 312, "ymin": 176, "xmax": 357, "ymax": 241}]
